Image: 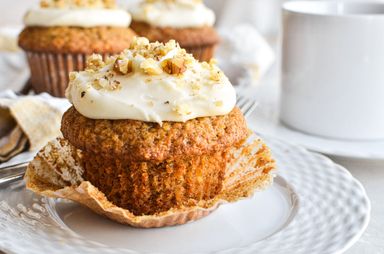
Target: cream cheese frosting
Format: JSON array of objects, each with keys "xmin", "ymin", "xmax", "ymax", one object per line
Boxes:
[
  {"xmin": 66, "ymin": 37, "xmax": 236, "ymax": 124},
  {"xmin": 24, "ymin": 0, "xmax": 131, "ymax": 28},
  {"xmin": 130, "ymin": 0, "xmax": 215, "ymax": 28},
  {"xmin": 24, "ymin": 8, "xmax": 131, "ymax": 28}
]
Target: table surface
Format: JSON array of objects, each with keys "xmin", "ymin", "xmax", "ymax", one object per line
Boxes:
[{"xmin": 241, "ymin": 65, "xmax": 384, "ymax": 254}]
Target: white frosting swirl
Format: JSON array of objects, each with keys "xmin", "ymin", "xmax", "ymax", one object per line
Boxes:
[
  {"xmin": 66, "ymin": 39, "xmax": 236, "ymax": 124},
  {"xmin": 130, "ymin": 0, "xmax": 215, "ymax": 28},
  {"xmin": 24, "ymin": 8, "xmax": 131, "ymax": 27}
]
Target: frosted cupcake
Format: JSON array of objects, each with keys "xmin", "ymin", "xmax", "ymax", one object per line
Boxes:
[
  {"xmin": 25, "ymin": 38, "xmax": 275, "ymax": 227},
  {"xmin": 129, "ymin": 0, "xmax": 219, "ymax": 62},
  {"xmin": 18, "ymin": 0, "xmax": 136, "ymax": 97}
]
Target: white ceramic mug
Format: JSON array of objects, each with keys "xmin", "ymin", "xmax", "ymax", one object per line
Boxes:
[{"xmin": 280, "ymin": 1, "xmax": 384, "ymax": 140}]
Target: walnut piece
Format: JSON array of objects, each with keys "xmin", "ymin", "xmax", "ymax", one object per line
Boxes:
[
  {"xmin": 173, "ymin": 103, "xmax": 192, "ymax": 115},
  {"xmin": 86, "ymin": 54, "xmax": 105, "ymax": 71},
  {"xmin": 140, "ymin": 59, "xmax": 163, "ymax": 75},
  {"xmin": 161, "ymin": 57, "xmax": 187, "ymax": 75},
  {"xmin": 113, "ymin": 57, "xmax": 133, "ymax": 75}
]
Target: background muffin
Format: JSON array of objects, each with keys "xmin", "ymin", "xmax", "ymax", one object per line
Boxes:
[
  {"xmin": 18, "ymin": 0, "xmax": 135, "ymax": 97},
  {"xmin": 129, "ymin": 0, "xmax": 219, "ymax": 62}
]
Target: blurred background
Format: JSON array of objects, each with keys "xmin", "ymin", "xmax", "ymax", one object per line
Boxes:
[{"xmin": 1, "ymin": 0, "xmax": 284, "ymax": 38}]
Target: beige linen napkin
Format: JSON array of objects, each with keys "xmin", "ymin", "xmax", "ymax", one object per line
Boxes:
[{"xmin": 0, "ymin": 90, "xmax": 70, "ymax": 163}]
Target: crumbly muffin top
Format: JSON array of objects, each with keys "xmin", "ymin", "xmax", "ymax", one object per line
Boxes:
[
  {"xmin": 18, "ymin": 26, "xmax": 135, "ymax": 53},
  {"xmin": 66, "ymin": 37, "xmax": 236, "ymax": 123},
  {"xmin": 130, "ymin": 20, "xmax": 220, "ymax": 48},
  {"xmin": 61, "ymin": 106, "xmax": 248, "ymax": 162}
]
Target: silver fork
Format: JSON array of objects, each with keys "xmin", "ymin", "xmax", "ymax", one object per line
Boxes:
[
  {"xmin": 0, "ymin": 162, "xmax": 28, "ymax": 187},
  {"xmin": 0, "ymin": 96, "xmax": 258, "ymax": 187},
  {"xmin": 237, "ymin": 94, "xmax": 258, "ymax": 119}
]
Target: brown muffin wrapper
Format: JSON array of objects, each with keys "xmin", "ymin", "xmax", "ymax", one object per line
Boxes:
[
  {"xmin": 25, "ymin": 133, "xmax": 275, "ymax": 228},
  {"xmin": 185, "ymin": 44, "xmax": 217, "ymax": 62},
  {"xmin": 25, "ymin": 51, "xmax": 110, "ymax": 98}
]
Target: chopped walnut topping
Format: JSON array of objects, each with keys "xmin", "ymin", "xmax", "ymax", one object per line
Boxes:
[
  {"xmin": 129, "ymin": 37, "xmax": 150, "ymax": 50},
  {"xmin": 69, "ymin": 72, "xmax": 78, "ymax": 81},
  {"xmin": 86, "ymin": 54, "xmax": 105, "ymax": 71},
  {"xmin": 210, "ymin": 69, "xmax": 222, "ymax": 82},
  {"xmin": 161, "ymin": 57, "xmax": 187, "ymax": 75},
  {"xmin": 92, "ymin": 77, "xmax": 108, "ymax": 90},
  {"xmin": 214, "ymin": 100, "xmax": 223, "ymax": 107},
  {"xmin": 76, "ymin": 37, "xmax": 227, "ymax": 94},
  {"xmin": 173, "ymin": 103, "xmax": 192, "ymax": 115},
  {"xmin": 209, "ymin": 58, "xmax": 218, "ymax": 66},
  {"xmin": 113, "ymin": 57, "xmax": 133, "ymax": 75},
  {"xmin": 91, "ymin": 75, "xmax": 121, "ymax": 91},
  {"xmin": 111, "ymin": 80, "xmax": 122, "ymax": 90},
  {"xmin": 40, "ymin": 0, "xmax": 116, "ymax": 9},
  {"xmin": 190, "ymin": 82, "xmax": 201, "ymax": 91},
  {"xmin": 140, "ymin": 59, "xmax": 163, "ymax": 75}
]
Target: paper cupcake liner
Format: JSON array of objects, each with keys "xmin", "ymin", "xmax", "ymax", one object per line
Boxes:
[
  {"xmin": 81, "ymin": 149, "xmax": 229, "ymax": 215},
  {"xmin": 25, "ymin": 133, "xmax": 275, "ymax": 228},
  {"xmin": 185, "ymin": 45, "xmax": 217, "ymax": 62},
  {"xmin": 25, "ymin": 51, "xmax": 110, "ymax": 97}
]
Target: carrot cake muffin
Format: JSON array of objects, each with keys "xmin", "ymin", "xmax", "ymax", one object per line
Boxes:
[
  {"xmin": 129, "ymin": 0, "xmax": 219, "ymax": 62},
  {"xmin": 18, "ymin": 0, "xmax": 136, "ymax": 97},
  {"xmin": 25, "ymin": 38, "xmax": 275, "ymax": 227}
]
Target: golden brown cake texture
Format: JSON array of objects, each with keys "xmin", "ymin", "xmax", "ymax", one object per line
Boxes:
[
  {"xmin": 130, "ymin": 21, "xmax": 220, "ymax": 49},
  {"xmin": 61, "ymin": 106, "xmax": 247, "ymax": 162},
  {"xmin": 18, "ymin": 27, "xmax": 136, "ymax": 54},
  {"xmin": 19, "ymin": 0, "xmax": 136, "ymax": 54},
  {"xmin": 82, "ymin": 149, "xmax": 230, "ymax": 215},
  {"xmin": 61, "ymin": 107, "xmax": 248, "ymax": 215}
]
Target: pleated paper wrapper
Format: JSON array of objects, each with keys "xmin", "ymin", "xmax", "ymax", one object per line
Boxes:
[
  {"xmin": 25, "ymin": 133, "xmax": 275, "ymax": 228},
  {"xmin": 25, "ymin": 51, "xmax": 111, "ymax": 98}
]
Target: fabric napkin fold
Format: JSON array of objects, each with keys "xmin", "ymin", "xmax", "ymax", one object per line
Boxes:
[
  {"xmin": 0, "ymin": 90, "xmax": 70, "ymax": 164},
  {"xmin": 216, "ymin": 24, "xmax": 275, "ymax": 86}
]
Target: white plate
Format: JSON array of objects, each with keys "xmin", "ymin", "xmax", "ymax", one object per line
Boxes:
[
  {"xmin": 250, "ymin": 115, "xmax": 384, "ymax": 160},
  {"xmin": 0, "ymin": 136, "xmax": 370, "ymax": 254}
]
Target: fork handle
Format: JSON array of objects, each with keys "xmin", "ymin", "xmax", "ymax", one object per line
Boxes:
[
  {"xmin": 0, "ymin": 172, "xmax": 24, "ymax": 186},
  {"xmin": 0, "ymin": 165, "xmax": 26, "ymax": 187}
]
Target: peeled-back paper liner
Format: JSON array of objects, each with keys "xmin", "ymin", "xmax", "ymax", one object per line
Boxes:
[
  {"xmin": 25, "ymin": 133, "xmax": 275, "ymax": 228},
  {"xmin": 0, "ymin": 95, "xmax": 68, "ymax": 152},
  {"xmin": 25, "ymin": 51, "xmax": 111, "ymax": 98}
]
